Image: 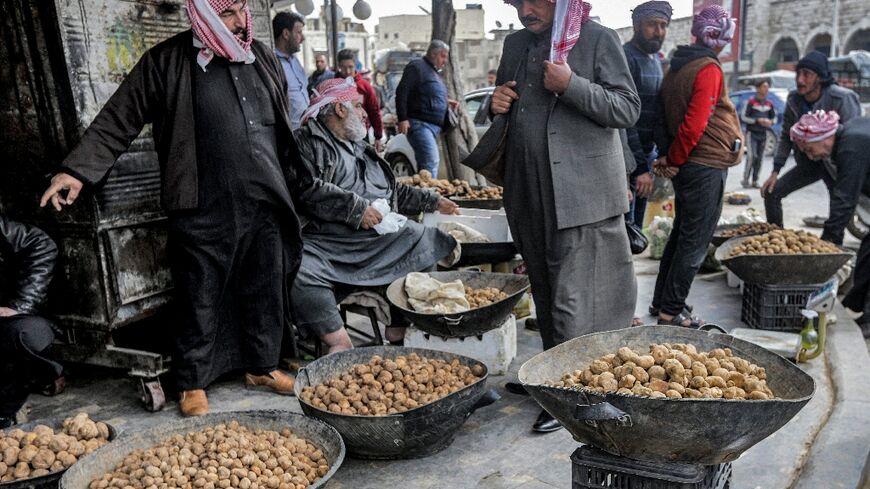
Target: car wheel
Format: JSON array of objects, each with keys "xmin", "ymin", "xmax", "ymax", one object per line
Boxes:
[
  {"xmin": 387, "ymin": 154, "xmax": 415, "ymax": 177},
  {"xmin": 764, "ymin": 129, "xmax": 778, "ymax": 156}
]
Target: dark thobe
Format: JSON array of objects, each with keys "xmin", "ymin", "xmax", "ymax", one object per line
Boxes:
[
  {"xmin": 504, "ymin": 32, "xmax": 636, "ymax": 350},
  {"xmin": 292, "ymin": 139, "xmax": 455, "ymax": 336},
  {"xmin": 169, "ymin": 55, "xmax": 297, "ymax": 390}
]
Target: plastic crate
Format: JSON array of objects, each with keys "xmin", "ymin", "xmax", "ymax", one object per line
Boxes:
[
  {"xmin": 572, "ymin": 446, "xmax": 731, "ymax": 489},
  {"xmin": 741, "ymin": 282, "xmax": 822, "ymax": 332}
]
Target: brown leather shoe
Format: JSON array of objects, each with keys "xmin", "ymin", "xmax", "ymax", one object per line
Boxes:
[
  {"xmin": 179, "ymin": 389, "xmax": 208, "ymax": 417},
  {"xmin": 245, "ymin": 370, "xmax": 295, "ymax": 395}
]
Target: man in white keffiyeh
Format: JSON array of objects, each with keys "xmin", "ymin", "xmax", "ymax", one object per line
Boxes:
[
  {"xmin": 487, "ymin": 0, "xmax": 640, "ymax": 433},
  {"xmin": 41, "ymin": 0, "xmax": 309, "ymax": 417}
]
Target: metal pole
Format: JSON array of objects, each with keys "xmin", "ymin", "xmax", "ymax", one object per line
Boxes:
[
  {"xmin": 831, "ymin": 0, "xmax": 840, "ymax": 56},
  {"xmin": 330, "ymin": 0, "xmax": 340, "ymax": 68}
]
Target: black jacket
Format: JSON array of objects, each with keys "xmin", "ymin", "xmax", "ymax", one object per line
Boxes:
[
  {"xmin": 0, "ymin": 216, "xmax": 57, "ymax": 314},
  {"xmin": 60, "ymin": 31, "xmax": 306, "ymax": 213},
  {"xmin": 395, "ymin": 58, "xmax": 449, "ymax": 126},
  {"xmin": 823, "ymin": 117, "xmax": 870, "ymax": 244}
]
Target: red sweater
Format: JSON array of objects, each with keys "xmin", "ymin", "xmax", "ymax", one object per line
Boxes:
[
  {"xmin": 667, "ymin": 64, "xmax": 723, "ymax": 166},
  {"xmin": 341, "ymin": 73, "xmax": 384, "ymax": 140}
]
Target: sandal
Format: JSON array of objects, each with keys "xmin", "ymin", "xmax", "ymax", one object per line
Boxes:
[
  {"xmin": 649, "ymin": 304, "xmax": 694, "ymax": 317},
  {"xmin": 657, "ymin": 311, "xmax": 705, "ymax": 328}
]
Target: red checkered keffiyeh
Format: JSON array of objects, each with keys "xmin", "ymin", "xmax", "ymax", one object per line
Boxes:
[
  {"xmin": 503, "ymin": 0, "xmax": 592, "ymax": 63},
  {"xmin": 302, "ymin": 77, "xmax": 364, "ymax": 124},
  {"xmin": 186, "ymin": 0, "xmax": 255, "ymax": 70},
  {"xmin": 790, "ymin": 110, "xmax": 841, "ymax": 143},
  {"xmin": 691, "ymin": 4, "xmax": 736, "ymax": 49}
]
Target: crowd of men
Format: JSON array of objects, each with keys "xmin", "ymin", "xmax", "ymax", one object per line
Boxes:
[{"xmin": 0, "ymin": 0, "xmax": 865, "ymax": 429}]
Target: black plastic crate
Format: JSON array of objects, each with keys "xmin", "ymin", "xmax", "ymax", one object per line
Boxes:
[
  {"xmin": 572, "ymin": 446, "xmax": 731, "ymax": 489},
  {"xmin": 741, "ymin": 282, "xmax": 822, "ymax": 332}
]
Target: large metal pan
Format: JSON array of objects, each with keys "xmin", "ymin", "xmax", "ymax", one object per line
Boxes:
[
  {"xmin": 387, "ymin": 271, "xmax": 530, "ymax": 337},
  {"xmin": 60, "ymin": 411, "xmax": 344, "ymax": 489},
  {"xmin": 422, "ymin": 210, "xmax": 518, "ymax": 266},
  {"xmin": 1, "ymin": 418, "xmax": 117, "ymax": 489},
  {"xmin": 715, "ymin": 235, "xmax": 853, "ymax": 285},
  {"xmin": 294, "ymin": 346, "xmax": 490, "ymax": 460},
  {"xmin": 519, "ymin": 326, "xmax": 814, "ymax": 465}
]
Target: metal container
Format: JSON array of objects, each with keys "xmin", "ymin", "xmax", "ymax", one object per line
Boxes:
[
  {"xmin": 710, "ymin": 224, "xmax": 766, "ymax": 246},
  {"xmin": 386, "ymin": 271, "xmax": 530, "ymax": 338},
  {"xmin": 422, "ymin": 210, "xmax": 518, "ymax": 266},
  {"xmin": 449, "ymin": 187, "xmax": 504, "ymax": 210},
  {"xmin": 0, "ymin": 418, "xmax": 117, "ymax": 489},
  {"xmin": 60, "ymin": 411, "xmax": 344, "ymax": 489},
  {"xmin": 715, "ymin": 235, "xmax": 853, "ymax": 284},
  {"xmin": 294, "ymin": 346, "xmax": 489, "ymax": 460},
  {"xmin": 519, "ymin": 326, "xmax": 814, "ymax": 465}
]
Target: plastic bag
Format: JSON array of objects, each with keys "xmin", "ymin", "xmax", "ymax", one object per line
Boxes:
[
  {"xmin": 404, "ymin": 272, "xmax": 470, "ymax": 314},
  {"xmin": 648, "ymin": 216, "xmax": 673, "ymax": 260},
  {"xmin": 372, "ymin": 198, "xmax": 408, "ymax": 235}
]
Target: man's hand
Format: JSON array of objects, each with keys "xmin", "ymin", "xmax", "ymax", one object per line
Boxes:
[
  {"xmin": 543, "ymin": 61, "xmax": 572, "ymax": 95},
  {"xmin": 375, "ymin": 139, "xmax": 385, "ymax": 153},
  {"xmin": 491, "ymin": 81, "xmax": 519, "ymax": 115},
  {"xmin": 761, "ymin": 172, "xmax": 778, "ymax": 196},
  {"xmin": 40, "ymin": 173, "xmax": 83, "ymax": 211},
  {"xmin": 398, "ymin": 120, "xmax": 410, "ymax": 135},
  {"xmin": 635, "ymin": 172, "xmax": 655, "ymax": 198},
  {"xmin": 0, "ymin": 307, "xmax": 19, "ymax": 317},
  {"xmin": 759, "ymin": 118, "xmax": 773, "ymax": 128},
  {"xmin": 437, "ymin": 198, "xmax": 460, "ymax": 215},
  {"xmin": 653, "ymin": 158, "xmax": 679, "ymax": 179},
  {"xmin": 448, "ymin": 99, "xmax": 460, "ymax": 110},
  {"xmin": 627, "ymin": 190, "xmax": 633, "ymax": 204},
  {"xmin": 360, "ymin": 206, "xmax": 384, "ymax": 230}
]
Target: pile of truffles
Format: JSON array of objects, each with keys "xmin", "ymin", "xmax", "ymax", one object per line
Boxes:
[
  {"xmin": 88, "ymin": 421, "xmax": 328, "ymax": 489},
  {"xmin": 397, "ymin": 171, "xmax": 472, "ymax": 197},
  {"xmin": 719, "ymin": 222, "xmax": 780, "ymax": 238},
  {"xmin": 0, "ymin": 413, "xmax": 110, "ymax": 482},
  {"xmin": 300, "ymin": 354, "xmax": 484, "ymax": 416},
  {"xmin": 465, "ymin": 286, "xmax": 508, "ymax": 309},
  {"xmin": 546, "ymin": 343, "xmax": 776, "ymax": 400},
  {"xmin": 454, "ymin": 186, "xmax": 503, "ymax": 201},
  {"xmin": 728, "ymin": 229, "xmax": 840, "ymax": 257}
]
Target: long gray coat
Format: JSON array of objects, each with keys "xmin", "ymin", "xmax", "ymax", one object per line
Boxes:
[{"xmin": 496, "ymin": 22, "xmax": 641, "ymax": 229}]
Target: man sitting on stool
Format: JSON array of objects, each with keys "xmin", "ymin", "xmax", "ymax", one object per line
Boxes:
[
  {"xmin": 0, "ymin": 215, "xmax": 63, "ymax": 428},
  {"xmin": 291, "ymin": 78, "xmax": 460, "ymax": 352}
]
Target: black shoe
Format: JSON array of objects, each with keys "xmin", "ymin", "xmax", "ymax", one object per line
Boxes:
[
  {"xmin": 532, "ymin": 409, "xmax": 562, "ymax": 433},
  {"xmin": 504, "ymin": 382, "xmax": 529, "ymax": 396},
  {"xmin": 524, "ymin": 317, "xmax": 539, "ymax": 331}
]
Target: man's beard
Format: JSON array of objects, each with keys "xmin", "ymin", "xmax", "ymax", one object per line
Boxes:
[
  {"xmin": 232, "ymin": 28, "xmax": 247, "ymax": 42},
  {"xmin": 632, "ymin": 33, "xmax": 663, "ymax": 54},
  {"xmin": 343, "ymin": 111, "xmax": 368, "ymax": 141}
]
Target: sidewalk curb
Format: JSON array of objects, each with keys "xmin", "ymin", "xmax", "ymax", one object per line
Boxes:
[{"xmin": 792, "ymin": 304, "xmax": 870, "ymax": 489}]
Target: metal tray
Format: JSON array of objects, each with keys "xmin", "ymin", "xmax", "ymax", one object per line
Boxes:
[
  {"xmin": 60, "ymin": 411, "xmax": 344, "ymax": 489},
  {"xmin": 387, "ymin": 271, "xmax": 530, "ymax": 337},
  {"xmin": 294, "ymin": 346, "xmax": 489, "ymax": 459},
  {"xmin": 519, "ymin": 326, "xmax": 814, "ymax": 465},
  {"xmin": 715, "ymin": 235, "xmax": 853, "ymax": 284}
]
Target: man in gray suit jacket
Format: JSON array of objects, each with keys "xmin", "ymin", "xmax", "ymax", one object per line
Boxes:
[{"xmin": 493, "ymin": 0, "xmax": 640, "ymax": 432}]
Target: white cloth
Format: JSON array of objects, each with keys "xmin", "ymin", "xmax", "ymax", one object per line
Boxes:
[
  {"xmin": 436, "ymin": 222, "xmax": 491, "ymax": 243},
  {"xmin": 404, "ymin": 272, "xmax": 470, "ymax": 314},
  {"xmin": 372, "ymin": 198, "xmax": 408, "ymax": 235}
]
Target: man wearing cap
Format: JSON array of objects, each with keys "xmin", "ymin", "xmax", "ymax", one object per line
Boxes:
[
  {"xmin": 40, "ymin": 0, "xmax": 305, "ymax": 416},
  {"xmin": 788, "ymin": 110, "xmax": 870, "ymax": 335},
  {"xmin": 291, "ymin": 78, "xmax": 460, "ymax": 351},
  {"xmin": 490, "ymin": 0, "xmax": 640, "ymax": 433},
  {"xmin": 651, "ymin": 5, "xmax": 744, "ymax": 328},
  {"xmin": 623, "ymin": 0, "xmax": 672, "ymax": 226},
  {"xmin": 761, "ymin": 51, "xmax": 861, "ymax": 226}
]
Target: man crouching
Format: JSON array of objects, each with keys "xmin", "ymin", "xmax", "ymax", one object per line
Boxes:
[{"xmin": 292, "ymin": 78, "xmax": 460, "ymax": 352}]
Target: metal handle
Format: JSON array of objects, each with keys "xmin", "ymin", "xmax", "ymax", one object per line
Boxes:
[
  {"xmin": 439, "ymin": 315, "xmax": 464, "ymax": 327},
  {"xmin": 299, "ymin": 367, "xmax": 311, "ymax": 386},
  {"xmin": 574, "ymin": 402, "xmax": 632, "ymax": 427},
  {"xmin": 699, "ymin": 323, "xmax": 727, "ymax": 333}
]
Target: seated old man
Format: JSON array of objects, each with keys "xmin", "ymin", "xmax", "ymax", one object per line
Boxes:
[{"xmin": 292, "ymin": 78, "xmax": 460, "ymax": 352}]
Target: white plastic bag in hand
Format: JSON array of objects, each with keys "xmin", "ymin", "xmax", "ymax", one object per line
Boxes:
[{"xmin": 371, "ymin": 198, "xmax": 408, "ymax": 235}]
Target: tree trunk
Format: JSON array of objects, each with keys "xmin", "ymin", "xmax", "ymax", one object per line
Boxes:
[{"xmin": 431, "ymin": 0, "xmax": 485, "ymax": 184}]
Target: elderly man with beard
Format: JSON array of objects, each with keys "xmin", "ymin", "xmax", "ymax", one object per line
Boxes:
[
  {"xmin": 291, "ymin": 78, "xmax": 460, "ymax": 352},
  {"xmin": 40, "ymin": 0, "xmax": 305, "ymax": 416},
  {"xmin": 623, "ymin": 1, "xmax": 672, "ymax": 227},
  {"xmin": 490, "ymin": 0, "xmax": 640, "ymax": 433},
  {"xmin": 761, "ymin": 51, "xmax": 861, "ymax": 227},
  {"xmin": 789, "ymin": 111, "xmax": 870, "ymax": 335}
]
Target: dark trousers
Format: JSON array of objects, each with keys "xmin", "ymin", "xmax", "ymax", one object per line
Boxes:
[
  {"xmin": 652, "ymin": 163, "xmax": 726, "ymax": 316},
  {"xmin": 843, "ymin": 233, "xmax": 870, "ymax": 322},
  {"xmin": 764, "ymin": 161, "xmax": 834, "ymax": 227},
  {"xmin": 742, "ymin": 134, "xmax": 765, "ymax": 184},
  {"xmin": 0, "ymin": 315, "xmax": 61, "ymax": 417}
]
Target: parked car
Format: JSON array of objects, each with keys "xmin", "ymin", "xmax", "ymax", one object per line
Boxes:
[
  {"xmin": 384, "ymin": 87, "xmax": 495, "ymax": 177},
  {"xmin": 729, "ymin": 88, "xmax": 787, "ymax": 156}
]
